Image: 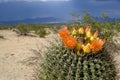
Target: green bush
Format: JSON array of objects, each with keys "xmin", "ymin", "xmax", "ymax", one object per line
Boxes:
[
  {"xmin": 17, "ymin": 23, "xmax": 30, "ymax": 36},
  {"xmin": 36, "ymin": 28, "xmax": 49, "ymax": 38}
]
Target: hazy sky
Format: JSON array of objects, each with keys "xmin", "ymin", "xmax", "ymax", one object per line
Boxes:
[{"xmin": 0, "ymin": 0, "xmax": 120, "ymax": 21}]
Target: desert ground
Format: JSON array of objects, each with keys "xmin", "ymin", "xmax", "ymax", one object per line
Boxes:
[
  {"xmin": 0, "ymin": 30, "xmax": 57, "ymax": 80},
  {"xmin": 0, "ymin": 30, "xmax": 120, "ymax": 80}
]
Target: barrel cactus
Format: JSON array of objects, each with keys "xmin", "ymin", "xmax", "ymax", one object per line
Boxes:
[{"xmin": 37, "ymin": 25, "xmax": 116, "ymax": 80}]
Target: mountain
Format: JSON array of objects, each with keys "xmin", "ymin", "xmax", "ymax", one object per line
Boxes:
[
  {"xmin": 0, "ymin": 17, "xmax": 68, "ymax": 25},
  {"xmin": 0, "ymin": 16, "xmax": 120, "ymax": 25}
]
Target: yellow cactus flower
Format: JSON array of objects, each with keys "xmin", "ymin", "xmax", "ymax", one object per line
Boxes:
[
  {"xmin": 72, "ymin": 29, "xmax": 77, "ymax": 36},
  {"xmin": 72, "ymin": 25, "xmax": 78, "ymax": 36},
  {"xmin": 79, "ymin": 27, "xmax": 84, "ymax": 34},
  {"xmin": 90, "ymin": 36, "xmax": 95, "ymax": 41},
  {"xmin": 83, "ymin": 43, "xmax": 91, "ymax": 54},
  {"xmin": 86, "ymin": 31, "xmax": 92, "ymax": 38},
  {"xmin": 85, "ymin": 26, "xmax": 92, "ymax": 38}
]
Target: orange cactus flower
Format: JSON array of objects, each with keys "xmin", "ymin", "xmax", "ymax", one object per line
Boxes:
[
  {"xmin": 93, "ymin": 30, "xmax": 98, "ymax": 38},
  {"xmin": 79, "ymin": 27, "xmax": 84, "ymax": 34},
  {"xmin": 91, "ymin": 39, "xmax": 105, "ymax": 53},
  {"xmin": 63, "ymin": 36, "xmax": 77, "ymax": 49},
  {"xmin": 59, "ymin": 28, "xmax": 70, "ymax": 39}
]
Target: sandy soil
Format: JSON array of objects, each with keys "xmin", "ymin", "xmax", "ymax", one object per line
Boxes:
[
  {"xmin": 112, "ymin": 32, "xmax": 120, "ymax": 80},
  {"xmin": 0, "ymin": 30, "xmax": 120, "ymax": 80},
  {"xmin": 0, "ymin": 30, "xmax": 56, "ymax": 80}
]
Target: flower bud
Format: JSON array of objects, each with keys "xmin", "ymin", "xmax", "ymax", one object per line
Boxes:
[
  {"xmin": 76, "ymin": 43, "xmax": 82, "ymax": 50},
  {"xmin": 79, "ymin": 27, "xmax": 84, "ymax": 34}
]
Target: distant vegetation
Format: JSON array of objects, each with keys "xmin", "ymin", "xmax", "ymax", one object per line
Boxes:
[
  {"xmin": 0, "ymin": 11, "xmax": 119, "ymax": 38},
  {"xmin": 0, "ymin": 25, "xmax": 16, "ymax": 30},
  {"xmin": 0, "ymin": 24, "xmax": 63, "ymax": 38},
  {"xmin": 15, "ymin": 24, "xmax": 63, "ymax": 37}
]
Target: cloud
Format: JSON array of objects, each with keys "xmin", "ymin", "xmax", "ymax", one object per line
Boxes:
[
  {"xmin": 91, "ymin": 0, "xmax": 120, "ymax": 2},
  {"xmin": 22, "ymin": 0, "xmax": 70, "ymax": 2},
  {"xmin": 37, "ymin": 0, "xmax": 70, "ymax": 1},
  {"xmin": 0, "ymin": 0, "xmax": 70, "ymax": 3},
  {"xmin": 89, "ymin": 0, "xmax": 120, "ymax": 4}
]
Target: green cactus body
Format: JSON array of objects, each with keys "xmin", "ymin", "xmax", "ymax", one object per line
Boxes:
[{"xmin": 37, "ymin": 42, "xmax": 116, "ymax": 80}]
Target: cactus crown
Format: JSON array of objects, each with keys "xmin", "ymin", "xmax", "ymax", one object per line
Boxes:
[{"xmin": 59, "ymin": 25, "xmax": 106, "ymax": 56}]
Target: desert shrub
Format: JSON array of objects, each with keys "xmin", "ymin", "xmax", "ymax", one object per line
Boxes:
[
  {"xmin": 0, "ymin": 35, "xmax": 4, "ymax": 39},
  {"xmin": 0, "ymin": 25, "xmax": 15, "ymax": 30},
  {"xmin": 29, "ymin": 25, "xmax": 41, "ymax": 33},
  {"xmin": 17, "ymin": 23, "xmax": 30, "ymax": 36},
  {"xmin": 36, "ymin": 28, "xmax": 49, "ymax": 38}
]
